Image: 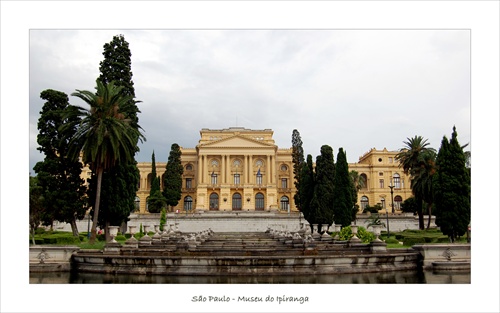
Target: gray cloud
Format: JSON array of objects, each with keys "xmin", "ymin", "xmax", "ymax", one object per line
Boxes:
[{"xmin": 29, "ymin": 29, "xmax": 470, "ymax": 172}]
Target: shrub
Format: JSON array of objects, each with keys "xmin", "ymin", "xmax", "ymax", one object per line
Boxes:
[
  {"xmin": 339, "ymin": 226, "xmax": 353, "ymax": 240},
  {"xmin": 403, "ymin": 237, "xmax": 426, "ymax": 246},
  {"xmin": 363, "ymin": 204, "xmax": 382, "ymax": 214},
  {"xmin": 357, "ymin": 227, "xmax": 375, "ymax": 243},
  {"xmin": 338, "ymin": 226, "xmax": 374, "ymax": 243},
  {"xmin": 35, "ymin": 227, "xmax": 47, "ymax": 235},
  {"xmin": 115, "ymin": 235, "xmax": 126, "ymax": 241},
  {"xmin": 384, "ymin": 237, "xmax": 400, "ymax": 244}
]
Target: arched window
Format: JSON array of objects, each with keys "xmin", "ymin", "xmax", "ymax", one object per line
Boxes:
[
  {"xmin": 184, "ymin": 196, "xmax": 193, "ymax": 212},
  {"xmin": 280, "ymin": 196, "xmax": 289, "ymax": 211},
  {"xmin": 209, "ymin": 193, "xmax": 219, "ymax": 210},
  {"xmin": 134, "ymin": 196, "xmax": 140, "ymax": 212},
  {"xmin": 394, "ymin": 195, "xmax": 403, "ymax": 210},
  {"xmin": 393, "ymin": 173, "xmax": 401, "ymax": 189},
  {"xmin": 147, "ymin": 173, "xmax": 154, "ymax": 189},
  {"xmin": 360, "ymin": 174, "xmax": 368, "ymax": 189},
  {"xmin": 361, "ymin": 196, "xmax": 369, "ymax": 210},
  {"xmin": 255, "ymin": 193, "xmax": 265, "ymax": 210},
  {"xmin": 232, "ymin": 193, "xmax": 242, "ymax": 210},
  {"xmin": 380, "ymin": 198, "xmax": 386, "ymax": 210}
]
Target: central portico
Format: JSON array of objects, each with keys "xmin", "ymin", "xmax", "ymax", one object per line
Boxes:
[{"xmin": 179, "ymin": 127, "xmax": 295, "ymax": 213}]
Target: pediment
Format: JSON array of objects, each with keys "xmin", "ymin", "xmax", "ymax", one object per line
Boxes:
[{"xmin": 200, "ymin": 135, "xmax": 275, "ymax": 148}]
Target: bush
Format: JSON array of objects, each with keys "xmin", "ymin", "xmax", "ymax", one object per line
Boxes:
[
  {"xmin": 385, "ymin": 237, "xmax": 400, "ymax": 244},
  {"xmin": 363, "ymin": 204, "xmax": 382, "ymax": 214},
  {"xmin": 35, "ymin": 227, "xmax": 47, "ymax": 235},
  {"xmin": 115, "ymin": 235, "xmax": 126, "ymax": 241},
  {"xmin": 403, "ymin": 237, "xmax": 427, "ymax": 246},
  {"xmin": 338, "ymin": 226, "xmax": 374, "ymax": 243}
]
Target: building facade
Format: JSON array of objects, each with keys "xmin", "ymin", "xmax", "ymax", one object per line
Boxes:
[
  {"xmin": 81, "ymin": 128, "xmax": 413, "ymax": 215},
  {"xmin": 349, "ymin": 148, "xmax": 413, "ymax": 213}
]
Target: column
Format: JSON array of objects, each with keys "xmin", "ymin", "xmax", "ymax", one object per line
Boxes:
[
  {"xmin": 203, "ymin": 155, "xmax": 207, "ymax": 184},
  {"xmin": 267, "ymin": 155, "xmax": 271, "ymax": 184},
  {"xmin": 221, "ymin": 154, "xmax": 226, "ymax": 184},
  {"xmin": 248, "ymin": 155, "xmax": 253, "ymax": 184},
  {"xmin": 198, "ymin": 155, "xmax": 203, "ymax": 184}
]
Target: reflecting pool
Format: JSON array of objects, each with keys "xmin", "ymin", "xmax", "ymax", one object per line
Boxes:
[{"xmin": 30, "ymin": 269, "xmax": 470, "ymax": 284}]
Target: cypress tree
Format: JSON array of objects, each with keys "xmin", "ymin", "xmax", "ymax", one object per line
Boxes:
[
  {"xmin": 433, "ymin": 126, "xmax": 471, "ymax": 242},
  {"xmin": 299, "ymin": 154, "xmax": 315, "ymax": 224},
  {"xmin": 147, "ymin": 151, "xmax": 166, "ymax": 213},
  {"xmin": 163, "ymin": 143, "xmax": 184, "ymax": 211},
  {"xmin": 87, "ymin": 34, "xmax": 142, "ymax": 234},
  {"xmin": 333, "ymin": 148, "xmax": 354, "ymax": 227},
  {"xmin": 313, "ymin": 145, "xmax": 336, "ymax": 229},
  {"xmin": 291, "ymin": 129, "xmax": 305, "ymax": 211},
  {"xmin": 33, "ymin": 89, "xmax": 87, "ymax": 236}
]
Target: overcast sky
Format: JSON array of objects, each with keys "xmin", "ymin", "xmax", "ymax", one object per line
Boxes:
[{"xmin": 29, "ymin": 29, "xmax": 470, "ymax": 172}]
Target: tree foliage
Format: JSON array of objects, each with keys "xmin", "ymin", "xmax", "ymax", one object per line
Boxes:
[
  {"xmin": 29, "ymin": 175, "xmax": 45, "ymax": 244},
  {"xmin": 291, "ymin": 129, "xmax": 305, "ymax": 210},
  {"xmin": 395, "ymin": 136, "xmax": 436, "ymax": 229},
  {"xmin": 298, "ymin": 154, "xmax": 315, "ymax": 224},
  {"xmin": 33, "ymin": 89, "xmax": 87, "ymax": 236},
  {"xmin": 163, "ymin": 143, "xmax": 184, "ymax": 210},
  {"xmin": 148, "ymin": 151, "xmax": 166, "ymax": 213},
  {"xmin": 85, "ymin": 34, "xmax": 143, "ymax": 236},
  {"xmin": 433, "ymin": 126, "xmax": 470, "ymax": 242},
  {"xmin": 67, "ymin": 79, "xmax": 145, "ymax": 243},
  {"xmin": 312, "ymin": 145, "xmax": 336, "ymax": 228},
  {"xmin": 332, "ymin": 148, "xmax": 354, "ymax": 227}
]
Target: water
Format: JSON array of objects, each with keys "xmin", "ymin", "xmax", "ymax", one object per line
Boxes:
[{"xmin": 30, "ymin": 270, "xmax": 470, "ymax": 284}]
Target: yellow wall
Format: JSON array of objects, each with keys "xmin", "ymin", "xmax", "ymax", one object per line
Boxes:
[{"xmin": 81, "ymin": 130, "xmax": 413, "ymax": 215}]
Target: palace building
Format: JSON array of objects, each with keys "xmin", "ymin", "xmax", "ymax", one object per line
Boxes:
[{"xmin": 81, "ymin": 127, "xmax": 413, "ymax": 215}]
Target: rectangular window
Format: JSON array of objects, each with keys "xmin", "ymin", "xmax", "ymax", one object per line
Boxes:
[
  {"xmin": 379, "ymin": 179, "xmax": 384, "ymax": 188},
  {"xmin": 234, "ymin": 174, "xmax": 240, "ymax": 185},
  {"xmin": 389, "ymin": 157, "xmax": 393, "ymax": 163},
  {"xmin": 186, "ymin": 178, "xmax": 192, "ymax": 189},
  {"xmin": 281, "ymin": 178, "xmax": 288, "ymax": 189},
  {"xmin": 211, "ymin": 174, "xmax": 218, "ymax": 185},
  {"xmin": 394, "ymin": 177, "xmax": 401, "ymax": 189}
]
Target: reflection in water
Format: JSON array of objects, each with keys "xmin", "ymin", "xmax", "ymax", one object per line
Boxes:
[{"xmin": 29, "ymin": 270, "xmax": 470, "ymax": 284}]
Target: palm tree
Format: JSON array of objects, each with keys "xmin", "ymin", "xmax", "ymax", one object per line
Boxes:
[
  {"xmin": 66, "ymin": 80, "xmax": 145, "ymax": 243},
  {"xmin": 411, "ymin": 150, "xmax": 437, "ymax": 229},
  {"xmin": 395, "ymin": 136, "xmax": 436, "ymax": 229}
]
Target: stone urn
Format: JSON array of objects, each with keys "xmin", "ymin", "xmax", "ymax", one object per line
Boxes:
[
  {"xmin": 371, "ymin": 224, "xmax": 383, "ymax": 242},
  {"xmin": 142, "ymin": 225, "xmax": 151, "ymax": 239},
  {"xmin": 333, "ymin": 224, "xmax": 342, "ymax": 240},
  {"xmin": 108, "ymin": 226, "xmax": 120, "ymax": 243},
  {"xmin": 349, "ymin": 224, "xmax": 361, "ymax": 243},
  {"xmin": 127, "ymin": 225, "xmax": 137, "ymax": 242}
]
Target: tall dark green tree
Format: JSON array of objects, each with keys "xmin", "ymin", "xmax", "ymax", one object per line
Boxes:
[
  {"xmin": 395, "ymin": 136, "xmax": 436, "ymax": 229},
  {"xmin": 86, "ymin": 34, "xmax": 142, "ymax": 235},
  {"xmin": 33, "ymin": 89, "xmax": 87, "ymax": 236},
  {"xmin": 298, "ymin": 154, "xmax": 315, "ymax": 224},
  {"xmin": 313, "ymin": 145, "xmax": 336, "ymax": 229},
  {"xmin": 163, "ymin": 143, "xmax": 184, "ymax": 211},
  {"xmin": 432, "ymin": 126, "xmax": 470, "ymax": 242},
  {"xmin": 29, "ymin": 175, "xmax": 45, "ymax": 244},
  {"xmin": 67, "ymin": 80, "xmax": 145, "ymax": 243},
  {"xmin": 333, "ymin": 148, "xmax": 354, "ymax": 227},
  {"xmin": 147, "ymin": 151, "xmax": 166, "ymax": 213},
  {"xmin": 291, "ymin": 129, "xmax": 305, "ymax": 211}
]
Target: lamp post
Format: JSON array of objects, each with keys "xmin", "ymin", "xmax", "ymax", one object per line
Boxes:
[
  {"xmin": 387, "ymin": 185, "xmax": 394, "ymax": 238},
  {"xmin": 389, "ymin": 185, "xmax": 395, "ymax": 214}
]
